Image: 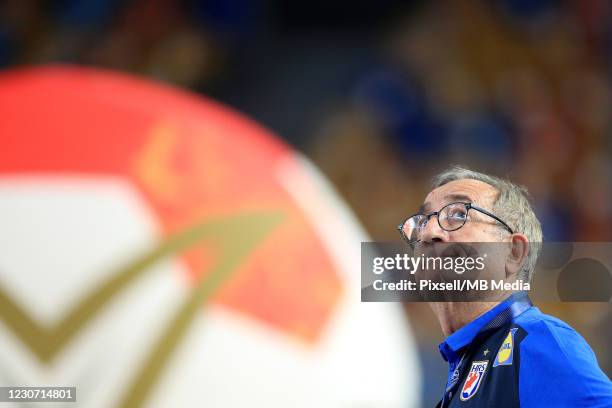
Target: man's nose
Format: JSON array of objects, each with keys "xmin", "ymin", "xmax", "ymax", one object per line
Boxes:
[{"xmin": 420, "ymin": 215, "xmax": 447, "ymax": 243}]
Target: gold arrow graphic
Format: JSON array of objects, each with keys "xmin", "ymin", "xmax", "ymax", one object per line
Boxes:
[{"xmin": 0, "ymin": 210, "xmax": 284, "ymax": 406}]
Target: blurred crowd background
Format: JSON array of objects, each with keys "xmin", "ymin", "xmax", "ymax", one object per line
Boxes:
[{"xmin": 1, "ymin": 0, "xmax": 611, "ymax": 405}]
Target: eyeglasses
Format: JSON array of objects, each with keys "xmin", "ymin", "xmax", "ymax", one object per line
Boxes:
[{"xmin": 397, "ymin": 202, "xmax": 514, "ymax": 245}]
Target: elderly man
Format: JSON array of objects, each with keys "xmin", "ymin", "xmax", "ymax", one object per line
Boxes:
[{"xmin": 398, "ymin": 166, "xmax": 612, "ymax": 407}]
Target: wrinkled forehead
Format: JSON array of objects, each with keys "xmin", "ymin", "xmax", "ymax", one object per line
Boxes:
[{"xmin": 421, "ymin": 179, "xmax": 499, "ymax": 212}]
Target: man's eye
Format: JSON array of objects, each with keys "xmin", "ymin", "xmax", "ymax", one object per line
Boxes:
[{"xmin": 449, "ymin": 210, "xmax": 467, "ymax": 220}]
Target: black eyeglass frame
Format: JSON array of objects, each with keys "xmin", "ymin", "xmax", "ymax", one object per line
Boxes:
[{"xmin": 397, "ymin": 202, "xmax": 514, "ymax": 244}]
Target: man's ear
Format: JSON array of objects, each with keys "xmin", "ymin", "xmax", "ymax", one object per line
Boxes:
[{"xmin": 506, "ymin": 234, "xmax": 529, "ymax": 279}]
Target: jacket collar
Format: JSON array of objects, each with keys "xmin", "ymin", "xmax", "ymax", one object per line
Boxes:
[{"xmin": 438, "ymin": 293, "xmax": 528, "ymax": 363}]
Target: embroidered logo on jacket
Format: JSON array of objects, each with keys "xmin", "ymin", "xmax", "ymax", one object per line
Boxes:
[
  {"xmin": 460, "ymin": 361, "xmax": 488, "ymax": 401},
  {"xmin": 493, "ymin": 328, "xmax": 518, "ymax": 367}
]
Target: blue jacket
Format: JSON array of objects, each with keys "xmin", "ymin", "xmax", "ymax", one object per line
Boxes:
[{"xmin": 436, "ymin": 293, "xmax": 612, "ymax": 407}]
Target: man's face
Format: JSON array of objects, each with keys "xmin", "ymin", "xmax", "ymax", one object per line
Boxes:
[
  {"xmin": 414, "ymin": 179, "xmax": 511, "ymax": 298},
  {"xmin": 420, "ymin": 179, "xmax": 502, "ymax": 244}
]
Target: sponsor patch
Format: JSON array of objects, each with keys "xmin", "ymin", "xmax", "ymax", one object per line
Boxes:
[
  {"xmin": 460, "ymin": 361, "xmax": 488, "ymax": 401},
  {"xmin": 493, "ymin": 328, "xmax": 518, "ymax": 367}
]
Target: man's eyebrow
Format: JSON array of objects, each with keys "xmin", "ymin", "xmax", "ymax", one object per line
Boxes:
[
  {"xmin": 419, "ymin": 194, "xmax": 473, "ymax": 213},
  {"xmin": 445, "ymin": 194, "xmax": 473, "ymax": 203}
]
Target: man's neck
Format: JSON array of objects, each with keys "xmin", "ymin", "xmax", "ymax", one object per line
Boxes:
[{"xmin": 431, "ymin": 301, "xmax": 500, "ymax": 337}]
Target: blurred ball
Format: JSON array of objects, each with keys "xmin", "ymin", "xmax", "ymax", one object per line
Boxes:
[{"xmin": 0, "ymin": 66, "xmax": 420, "ymax": 408}]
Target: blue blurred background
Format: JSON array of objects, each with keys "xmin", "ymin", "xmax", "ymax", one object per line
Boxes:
[{"xmin": 1, "ymin": 1, "xmax": 610, "ymax": 405}]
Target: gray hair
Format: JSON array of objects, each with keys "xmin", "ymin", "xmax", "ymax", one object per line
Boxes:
[{"xmin": 431, "ymin": 165, "xmax": 543, "ymax": 282}]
